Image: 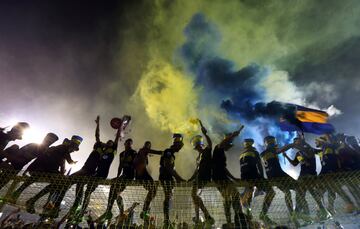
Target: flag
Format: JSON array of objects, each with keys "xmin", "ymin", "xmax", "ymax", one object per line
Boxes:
[{"xmin": 279, "ymin": 105, "xmax": 335, "ymax": 134}]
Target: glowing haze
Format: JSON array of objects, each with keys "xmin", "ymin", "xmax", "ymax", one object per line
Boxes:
[{"xmin": 1, "ymin": 1, "xmax": 360, "ymax": 178}]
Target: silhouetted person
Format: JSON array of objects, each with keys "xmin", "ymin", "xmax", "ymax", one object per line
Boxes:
[
  {"xmin": 261, "ymin": 136, "xmax": 297, "ymax": 225},
  {"xmin": 240, "ymin": 138, "xmax": 276, "ymax": 226},
  {"xmin": 66, "ymin": 117, "xmax": 121, "ymax": 224},
  {"xmin": 133, "ymin": 141, "xmax": 162, "ymax": 221},
  {"xmin": 315, "ymin": 136, "xmax": 355, "ymax": 214},
  {"xmin": 8, "ymin": 135, "xmax": 82, "ymax": 204},
  {"xmin": 212, "ymin": 126, "xmax": 245, "ymax": 229},
  {"xmin": 283, "ymin": 137, "xmax": 330, "ymax": 222},
  {"xmin": 159, "ymin": 134, "xmax": 185, "ymax": 228},
  {"xmin": 96, "ymin": 138, "xmax": 136, "ymax": 223},
  {"xmin": 188, "ymin": 120, "xmax": 214, "ymax": 226}
]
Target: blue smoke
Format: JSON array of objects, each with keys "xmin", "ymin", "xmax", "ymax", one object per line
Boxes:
[{"xmin": 180, "ymin": 13, "xmax": 296, "ymax": 145}]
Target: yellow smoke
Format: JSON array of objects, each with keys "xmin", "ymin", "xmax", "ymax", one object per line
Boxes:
[{"xmin": 137, "ymin": 59, "xmax": 199, "ymax": 135}]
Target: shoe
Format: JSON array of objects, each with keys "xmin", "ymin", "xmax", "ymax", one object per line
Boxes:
[
  {"xmin": 140, "ymin": 210, "xmax": 150, "ymax": 220},
  {"xmin": 259, "ymin": 212, "xmax": 276, "ymax": 226}
]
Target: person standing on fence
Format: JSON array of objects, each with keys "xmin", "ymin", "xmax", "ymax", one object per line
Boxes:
[
  {"xmin": 239, "ymin": 138, "xmax": 276, "ymax": 226},
  {"xmin": 8, "ymin": 136, "xmax": 82, "ymax": 204},
  {"xmin": 24, "ymin": 116, "xmax": 116, "ymax": 218},
  {"xmin": 334, "ymin": 134, "xmax": 360, "ymax": 207},
  {"xmin": 212, "ymin": 126, "xmax": 247, "ymax": 229},
  {"xmin": 133, "ymin": 141, "xmax": 162, "ymax": 221},
  {"xmin": 96, "ymin": 138, "xmax": 136, "ymax": 223},
  {"xmin": 314, "ymin": 135, "xmax": 355, "ymax": 214},
  {"xmin": 261, "ymin": 136, "xmax": 298, "ymax": 225},
  {"xmin": 283, "ymin": 136, "xmax": 331, "ymax": 222},
  {"xmin": 188, "ymin": 119, "xmax": 215, "ymax": 226},
  {"xmin": 66, "ymin": 121, "xmax": 122, "ymax": 225},
  {"xmin": 159, "ymin": 133, "xmax": 186, "ymax": 228}
]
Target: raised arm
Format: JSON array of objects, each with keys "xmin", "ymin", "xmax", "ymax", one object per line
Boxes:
[
  {"xmin": 114, "ymin": 128, "xmax": 121, "ymax": 145},
  {"xmin": 199, "ymin": 119, "xmax": 212, "ymax": 149},
  {"xmin": 95, "ymin": 116, "xmax": 100, "ymax": 143},
  {"xmin": 220, "ymin": 125, "xmax": 244, "ymax": 148}
]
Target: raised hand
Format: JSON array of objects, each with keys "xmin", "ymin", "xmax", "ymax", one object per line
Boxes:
[
  {"xmin": 95, "ymin": 115, "xmax": 100, "ymax": 124},
  {"xmin": 198, "ymin": 119, "xmax": 207, "ymax": 134}
]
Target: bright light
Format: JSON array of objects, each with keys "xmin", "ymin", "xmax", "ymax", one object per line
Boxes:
[{"xmin": 22, "ymin": 126, "xmax": 45, "ymax": 144}]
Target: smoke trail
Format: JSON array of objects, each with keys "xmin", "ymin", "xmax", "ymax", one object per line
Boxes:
[{"xmin": 179, "ymin": 13, "xmax": 305, "ymax": 145}]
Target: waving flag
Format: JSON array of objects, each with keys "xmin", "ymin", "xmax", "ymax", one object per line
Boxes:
[{"xmin": 279, "ymin": 105, "xmax": 335, "ymax": 134}]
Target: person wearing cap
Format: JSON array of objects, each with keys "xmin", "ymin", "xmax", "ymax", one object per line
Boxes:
[
  {"xmin": 133, "ymin": 141, "xmax": 162, "ymax": 222},
  {"xmin": 96, "ymin": 138, "xmax": 136, "ymax": 223},
  {"xmin": 261, "ymin": 136, "xmax": 297, "ymax": 225},
  {"xmin": 239, "ymin": 138, "xmax": 276, "ymax": 225},
  {"xmin": 0, "ymin": 133, "xmax": 59, "ymax": 192},
  {"xmin": 282, "ymin": 136, "xmax": 331, "ymax": 222},
  {"xmin": 8, "ymin": 135, "xmax": 81, "ymax": 204},
  {"xmin": 159, "ymin": 133, "xmax": 185, "ymax": 227},
  {"xmin": 212, "ymin": 126, "xmax": 247, "ymax": 229},
  {"xmin": 188, "ymin": 120, "xmax": 215, "ymax": 226},
  {"xmin": 314, "ymin": 136, "xmax": 355, "ymax": 214},
  {"xmin": 0, "ymin": 122, "xmax": 29, "ymax": 152},
  {"xmin": 65, "ymin": 116, "xmax": 122, "ymax": 224}
]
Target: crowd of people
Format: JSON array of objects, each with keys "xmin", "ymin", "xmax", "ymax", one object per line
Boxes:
[{"xmin": 0, "ymin": 116, "xmax": 359, "ymax": 229}]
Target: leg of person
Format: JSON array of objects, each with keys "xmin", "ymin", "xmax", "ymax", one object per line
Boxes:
[
  {"xmin": 307, "ymin": 184, "xmax": 331, "ymax": 221},
  {"xmin": 10, "ymin": 175, "xmax": 38, "ymax": 203},
  {"xmin": 228, "ymin": 184, "xmax": 245, "ymax": 229},
  {"xmin": 191, "ymin": 182, "xmax": 201, "ymax": 223},
  {"xmin": 25, "ymin": 183, "xmax": 56, "ymax": 213},
  {"xmin": 191, "ymin": 180, "xmax": 214, "ymax": 225},
  {"xmin": 217, "ymin": 182, "xmax": 233, "ymax": 225},
  {"xmin": 259, "ymin": 181, "xmax": 276, "ymax": 226},
  {"xmin": 116, "ymin": 183, "xmax": 127, "ymax": 215},
  {"xmin": 295, "ymin": 179, "xmax": 309, "ymax": 215},
  {"xmin": 77, "ymin": 181, "xmax": 99, "ymax": 219},
  {"xmin": 162, "ymin": 180, "xmax": 174, "ymax": 228},
  {"xmin": 329, "ymin": 180, "xmax": 355, "ymax": 213},
  {"xmin": 141, "ymin": 179, "xmax": 157, "ymax": 219},
  {"xmin": 345, "ymin": 181, "xmax": 360, "ymax": 207},
  {"xmin": 277, "ymin": 182, "xmax": 294, "ymax": 214},
  {"xmin": 241, "ymin": 181, "xmax": 255, "ymax": 217},
  {"xmin": 66, "ymin": 182, "xmax": 86, "ymax": 218},
  {"xmin": 0, "ymin": 170, "xmax": 16, "ymax": 191},
  {"xmin": 97, "ymin": 178, "xmax": 123, "ymax": 222}
]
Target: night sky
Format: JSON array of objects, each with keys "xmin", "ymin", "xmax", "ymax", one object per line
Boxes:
[{"xmin": 1, "ymin": 0, "xmax": 360, "ymax": 178}]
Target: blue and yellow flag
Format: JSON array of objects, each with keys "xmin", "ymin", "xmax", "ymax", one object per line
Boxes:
[{"xmin": 279, "ymin": 105, "xmax": 335, "ymax": 134}]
